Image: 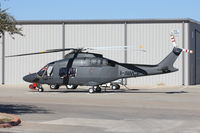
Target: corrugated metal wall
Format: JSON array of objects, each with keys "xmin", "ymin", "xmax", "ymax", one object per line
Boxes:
[
  {"xmin": 5, "ymin": 25, "xmax": 62, "ymax": 84},
  {"xmin": 127, "ymin": 23, "xmax": 183, "ymax": 85},
  {"xmin": 65, "ymin": 24, "xmax": 125, "ymax": 62},
  {"xmin": 3, "ymin": 21, "xmax": 191, "ymax": 86}
]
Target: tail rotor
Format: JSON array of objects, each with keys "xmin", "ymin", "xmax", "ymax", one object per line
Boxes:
[{"xmin": 170, "ymin": 33, "xmax": 193, "ymax": 54}]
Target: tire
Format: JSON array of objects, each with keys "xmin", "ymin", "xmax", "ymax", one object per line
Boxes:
[
  {"xmin": 112, "ymin": 84, "xmax": 120, "ymax": 90},
  {"xmin": 38, "ymin": 88, "xmax": 44, "ymax": 92},
  {"xmin": 88, "ymin": 88, "xmax": 94, "ymax": 93},
  {"xmin": 66, "ymin": 85, "xmax": 78, "ymax": 89},
  {"xmin": 50, "ymin": 84, "xmax": 59, "ymax": 89}
]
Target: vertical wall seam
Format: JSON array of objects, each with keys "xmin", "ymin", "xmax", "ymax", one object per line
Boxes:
[
  {"xmin": 188, "ymin": 23, "xmax": 192, "ymax": 85},
  {"xmin": 182, "ymin": 21, "xmax": 185, "ymax": 85},
  {"xmin": 194, "ymin": 29, "xmax": 196, "ymax": 85},
  {"xmin": 124, "ymin": 22, "xmax": 127, "ymax": 85},
  {"xmin": 62, "ymin": 23, "xmax": 65, "ymax": 58},
  {"xmin": 2, "ymin": 32, "xmax": 5, "ymax": 84}
]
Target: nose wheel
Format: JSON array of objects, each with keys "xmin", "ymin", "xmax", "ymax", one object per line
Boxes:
[
  {"xmin": 29, "ymin": 83, "xmax": 44, "ymax": 92},
  {"xmin": 38, "ymin": 88, "xmax": 44, "ymax": 92},
  {"xmin": 88, "ymin": 86, "xmax": 102, "ymax": 94}
]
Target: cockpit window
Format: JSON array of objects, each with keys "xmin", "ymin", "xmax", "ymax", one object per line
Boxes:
[
  {"xmin": 37, "ymin": 65, "xmax": 47, "ymax": 77},
  {"xmin": 37, "ymin": 64, "xmax": 54, "ymax": 77},
  {"xmin": 47, "ymin": 65, "xmax": 54, "ymax": 76}
]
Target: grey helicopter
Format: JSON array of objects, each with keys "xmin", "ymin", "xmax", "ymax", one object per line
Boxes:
[{"xmin": 6, "ymin": 34, "xmax": 193, "ymax": 93}]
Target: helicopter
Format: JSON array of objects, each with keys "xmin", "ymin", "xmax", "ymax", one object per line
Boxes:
[{"xmin": 6, "ymin": 34, "xmax": 193, "ymax": 93}]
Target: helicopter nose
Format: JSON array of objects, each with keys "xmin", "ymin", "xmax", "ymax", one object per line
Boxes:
[{"xmin": 23, "ymin": 73, "xmax": 37, "ymax": 83}]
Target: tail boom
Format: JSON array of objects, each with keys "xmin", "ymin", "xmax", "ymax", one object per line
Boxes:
[
  {"xmin": 157, "ymin": 47, "xmax": 182, "ymax": 73},
  {"xmin": 117, "ymin": 47, "xmax": 182, "ymax": 79}
]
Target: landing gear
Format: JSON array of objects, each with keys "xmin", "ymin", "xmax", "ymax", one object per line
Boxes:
[
  {"xmin": 111, "ymin": 84, "xmax": 120, "ymax": 90},
  {"xmin": 66, "ymin": 85, "xmax": 78, "ymax": 89},
  {"xmin": 89, "ymin": 88, "xmax": 94, "ymax": 93},
  {"xmin": 37, "ymin": 84, "xmax": 44, "ymax": 92},
  {"xmin": 38, "ymin": 88, "xmax": 44, "ymax": 92},
  {"xmin": 88, "ymin": 86, "xmax": 102, "ymax": 94},
  {"xmin": 50, "ymin": 84, "xmax": 59, "ymax": 90},
  {"xmin": 29, "ymin": 83, "xmax": 44, "ymax": 92}
]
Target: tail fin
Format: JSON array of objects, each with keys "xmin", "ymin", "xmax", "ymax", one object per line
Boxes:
[{"xmin": 158, "ymin": 47, "xmax": 182, "ymax": 72}]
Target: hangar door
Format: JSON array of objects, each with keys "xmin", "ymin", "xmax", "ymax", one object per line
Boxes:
[{"xmin": 195, "ymin": 30, "xmax": 200, "ymax": 84}]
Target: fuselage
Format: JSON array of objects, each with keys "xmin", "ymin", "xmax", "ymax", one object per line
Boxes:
[{"xmin": 23, "ymin": 48, "xmax": 181, "ymax": 86}]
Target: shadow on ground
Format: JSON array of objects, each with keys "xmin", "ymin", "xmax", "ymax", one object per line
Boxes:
[
  {"xmin": 30, "ymin": 89, "xmax": 188, "ymax": 94},
  {"xmin": 0, "ymin": 104, "xmax": 52, "ymax": 115},
  {"xmin": 101, "ymin": 89, "xmax": 188, "ymax": 94}
]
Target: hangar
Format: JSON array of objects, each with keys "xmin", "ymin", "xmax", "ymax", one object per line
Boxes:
[{"xmin": 1, "ymin": 18, "xmax": 200, "ymax": 86}]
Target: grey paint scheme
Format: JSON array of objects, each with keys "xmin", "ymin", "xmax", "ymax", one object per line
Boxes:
[{"xmin": 24, "ymin": 47, "xmax": 182, "ymax": 86}]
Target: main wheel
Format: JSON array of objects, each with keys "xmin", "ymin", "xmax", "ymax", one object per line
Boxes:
[
  {"xmin": 66, "ymin": 85, "xmax": 78, "ymax": 89},
  {"xmin": 112, "ymin": 84, "xmax": 120, "ymax": 90},
  {"xmin": 88, "ymin": 88, "xmax": 95, "ymax": 94},
  {"xmin": 50, "ymin": 84, "xmax": 59, "ymax": 89}
]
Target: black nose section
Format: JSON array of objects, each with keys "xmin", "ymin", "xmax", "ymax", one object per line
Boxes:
[{"xmin": 23, "ymin": 73, "xmax": 37, "ymax": 83}]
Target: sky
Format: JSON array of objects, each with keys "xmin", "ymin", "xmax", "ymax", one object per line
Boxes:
[{"xmin": 1, "ymin": 0, "xmax": 200, "ymax": 21}]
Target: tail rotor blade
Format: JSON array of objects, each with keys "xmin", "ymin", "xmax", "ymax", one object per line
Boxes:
[
  {"xmin": 170, "ymin": 34, "xmax": 177, "ymax": 47},
  {"xmin": 170, "ymin": 33, "xmax": 193, "ymax": 54},
  {"xmin": 182, "ymin": 49, "xmax": 193, "ymax": 54}
]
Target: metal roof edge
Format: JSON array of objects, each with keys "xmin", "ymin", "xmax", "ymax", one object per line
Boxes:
[{"xmin": 16, "ymin": 18, "xmax": 199, "ymax": 25}]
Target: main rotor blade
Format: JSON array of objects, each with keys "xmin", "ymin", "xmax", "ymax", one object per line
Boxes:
[
  {"xmin": 5, "ymin": 48, "xmax": 75, "ymax": 58},
  {"xmin": 5, "ymin": 45, "xmax": 146, "ymax": 58},
  {"xmin": 87, "ymin": 45, "xmax": 146, "ymax": 52}
]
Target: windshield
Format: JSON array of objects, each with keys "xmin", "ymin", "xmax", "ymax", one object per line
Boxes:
[
  {"xmin": 37, "ymin": 63, "xmax": 54, "ymax": 77},
  {"xmin": 37, "ymin": 65, "xmax": 48, "ymax": 77}
]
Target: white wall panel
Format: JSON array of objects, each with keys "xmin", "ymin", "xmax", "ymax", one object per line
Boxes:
[
  {"xmin": 5, "ymin": 25, "xmax": 62, "ymax": 84},
  {"xmin": 65, "ymin": 24, "xmax": 124, "ymax": 62},
  {"xmin": 3, "ymin": 21, "xmax": 191, "ymax": 86},
  {"xmin": 127, "ymin": 23, "xmax": 183, "ymax": 86}
]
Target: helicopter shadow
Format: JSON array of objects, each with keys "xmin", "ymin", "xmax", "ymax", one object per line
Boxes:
[
  {"xmin": 102, "ymin": 89, "xmax": 188, "ymax": 94},
  {"xmin": 29, "ymin": 88, "xmax": 188, "ymax": 95}
]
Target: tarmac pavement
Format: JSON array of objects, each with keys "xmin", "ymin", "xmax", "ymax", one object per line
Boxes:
[{"xmin": 0, "ymin": 84, "xmax": 200, "ymax": 133}]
